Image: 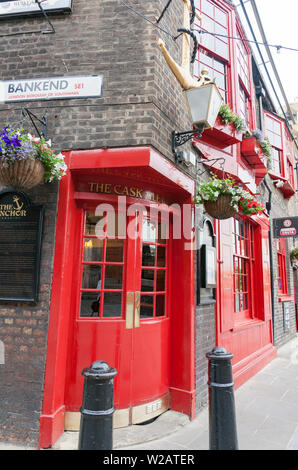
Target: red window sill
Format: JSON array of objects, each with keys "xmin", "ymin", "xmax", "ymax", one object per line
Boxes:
[
  {"xmin": 278, "ymin": 295, "xmax": 294, "ymax": 302},
  {"xmin": 197, "ymin": 116, "xmax": 243, "ymax": 149},
  {"xmin": 268, "ymin": 172, "xmax": 295, "ymax": 199}
]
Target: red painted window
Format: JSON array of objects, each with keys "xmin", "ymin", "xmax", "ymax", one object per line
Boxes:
[
  {"xmin": 233, "ymin": 218, "xmax": 255, "ymax": 321},
  {"xmin": 194, "ymin": 0, "xmax": 229, "ymax": 102},
  {"xmin": 285, "ymin": 129, "xmax": 296, "ymax": 189},
  {"xmin": 79, "ymin": 211, "xmax": 126, "ymax": 318},
  {"xmin": 265, "ymin": 114, "xmax": 284, "ymax": 176},
  {"xmin": 236, "ymin": 27, "xmax": 252, "ymax": 129},
  {"xmin": 277, "ymin": 238, "xmax": 288, "ymax": 295},
  {"xmin": 140, "ymin": 217, "xmax": 168, "ymax": 318}
]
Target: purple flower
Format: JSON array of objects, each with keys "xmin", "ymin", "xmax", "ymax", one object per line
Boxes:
[{"xmin": 252, "ymin": 129, "xmax": 264, "ymax": 142}]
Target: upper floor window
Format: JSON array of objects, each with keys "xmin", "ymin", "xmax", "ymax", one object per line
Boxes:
[
  {"xmin": 277, "ymin": 239, "xmax": 288, "ymax": 295},
  {"xmin": 236, "ymin": 27, "xmax": 252, "ymax": 130},
  {"xmin": 194, "ymin": 0, "xmax": 229, "ymax": 102},
  {"xmin": 233, "ymin": 217, "xmax": 255, "ymax": 322},
  {"xmin": 265, "ymin": 114, "xmax": 283, "ymax": 176}
]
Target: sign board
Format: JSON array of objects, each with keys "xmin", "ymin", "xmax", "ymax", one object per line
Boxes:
[
  {"xmin": 273, "ymin": 217, "xmax": 298, "ymax": 239},
  {"xmin": 200, "ymin": 244, "xmax": 217, "ymax": 288},
  {"xmin": 0, "ymin": 190, "xmax": 44, "ymax": 303},
  {"xmin": 0, "ymin": 75, "xmax": 103, "ymax": 102},
  {"xmin": 0, "ymin": 0, "xmax": 72, "ymax": 18}
]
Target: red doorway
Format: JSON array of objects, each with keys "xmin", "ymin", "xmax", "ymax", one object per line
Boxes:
[
  {"xmin": 38, "ymin": 147, "xmax": 196, "ymax": 448},
  {"xmin": 64, "ymin": 204, "xmax": 172, "ymax": 428}
]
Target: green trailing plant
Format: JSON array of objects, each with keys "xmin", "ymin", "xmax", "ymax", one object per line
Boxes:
[
  {"xmin": 243, "ymin": 129, "xmax": 273, "ymax": 168},
  {"xmin": 290, "ymin": 247, "xmax": 298, "ymax": 261},
  {"xmin": 195, "ymin": 173, "xmax": 265, "ymax": 216},
  {"xmin": 218, "ymin": 104, "xmax": 246, "ymax": 132}
]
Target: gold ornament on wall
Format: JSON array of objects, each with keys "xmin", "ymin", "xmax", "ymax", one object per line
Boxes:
[{"xmin": 157, "ymin": 0, "xmax": 213, "ymax": 90}]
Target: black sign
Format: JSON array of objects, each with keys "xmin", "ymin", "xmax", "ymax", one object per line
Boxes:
[
  {"xmin": 0, "ymin": 190, "xmax": 44, "ymax": 303},
  {"xmin": 273, "ymin": 217, "xmax": 298, "ymax": 239}
]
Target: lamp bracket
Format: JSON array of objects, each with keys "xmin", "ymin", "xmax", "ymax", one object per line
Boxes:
[
  {"xmin": 22, "ymin": 108, "xmax": 48, "ymax": 140},
  {"xmin": 172, "ymin": 124, "xmax": 205, "ymax": 163}
]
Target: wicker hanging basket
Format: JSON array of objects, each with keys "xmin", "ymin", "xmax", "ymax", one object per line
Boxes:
[
  {"xmin": 0, "ymin": 159, "xmax": 45, "ymax": 190},
  {"xmin": 203, "ymin": 194, "xmax": 237, "ymax": 220}
]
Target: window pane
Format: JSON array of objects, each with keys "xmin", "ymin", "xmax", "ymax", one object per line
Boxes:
[
  {"xmin": 85, "ymin": 212, "xmax": 105, "ymax": 236},
  {"xmin": 158, "ymin": 222, "xmax": 168, "ymax": 244},
  {"xmin": 215, "ymin": 7, "xmax": 227, "ymax": 26},
  {"xmin": 235, "ymin": 295, "xmax": 240, "ymax": 312},
  {"xmin": 102, "ymin": 292, "xmax": 122, "ymax": 317},
  {"xmin": 201, "ymin": 0, "xmax": 213, "ymax": 17},
  {"xmin": 143, "ymin": 219, "xmax": 156, "ymax": 242},
  {"xmin": 157, "ymin": 246, "xmax": 166, "ymax": 267},
  {"xmin": 80, "ymin": 292, "xmax": 100, "ymax": 318},
  {"xmin": 83, "ymin": 238, "xmax": 103, "ymax": 262},
  {"xmin": 106, "ymin": 239, "xmax": 124, "ymax": 262},
  {"xmin": 82, "ymin": 265, "xmax": 102, "ymax": 289},
  {"xmin": 142, "ymin": 245, "xmax": 156, "ymax": 266},
  {"xmin": 140, "ymin": 295, "xmax": 154, "ymax": 318},
  {"xmin": 156, "ymin": 270, "xmax": 166, "ymax": 292},
  {"xmin": 215, "ymin": 39, "xmax": 228, "ymax": 59},
  {"xmin": 141, "ymin": 269, "xmax": 155, "ymax": 292},
  {"xmin": 156, "ymin": 295, "xmax": 165, "ymax": 317},
  {"xmin": 104, "ymin": 265, "xmax": 123, "ymax": 290}
]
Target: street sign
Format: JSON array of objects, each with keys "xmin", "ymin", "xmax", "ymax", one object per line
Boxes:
[
  {"xmin": 273, "ymin": 217, "xmax": 298, "ymax": 238},
  {"xmin": 0, "ymin": 75, "xmax": 103, "ymax": 103},
  {"xmin": 0, "ymin": 0, "xmax": 72, "ymax": 18}
]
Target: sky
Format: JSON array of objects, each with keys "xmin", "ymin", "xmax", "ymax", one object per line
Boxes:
[{"xmin": 236, "ymin": 0, "xmax": 298, "ymax": 112}]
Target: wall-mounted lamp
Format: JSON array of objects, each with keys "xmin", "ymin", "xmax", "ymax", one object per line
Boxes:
[{"xmin": 172, "ymin": 78, "xmax": 224, "ymax": 163}]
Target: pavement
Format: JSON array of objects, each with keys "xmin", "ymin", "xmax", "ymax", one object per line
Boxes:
[{"xmin": 1, "ymin": 334, "xmax": 298, "ymax": 451}]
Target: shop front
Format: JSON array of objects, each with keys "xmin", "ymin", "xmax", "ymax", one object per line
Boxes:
[{"xmin": 38, "ymin": 146, "xmax": 196, "ymax": 448}]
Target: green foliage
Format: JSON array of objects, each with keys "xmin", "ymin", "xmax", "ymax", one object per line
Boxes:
[
  {"xmin": 218, "ymin": 104, "xmax": 246, "ymax": 132},
  {"xmin": 290, "ymin": 247, "xmax": 298, "ymax": 261}
]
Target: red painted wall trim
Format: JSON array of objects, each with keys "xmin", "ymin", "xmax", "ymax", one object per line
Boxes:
[{"xmin": 39, "ymin": 152, "xmax": 76, "ymax": 449}]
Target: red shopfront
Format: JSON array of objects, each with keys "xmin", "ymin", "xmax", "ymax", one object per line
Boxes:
[{"xmin": 38, "ymin": 147, "xmax": 196, "ymax": 449}]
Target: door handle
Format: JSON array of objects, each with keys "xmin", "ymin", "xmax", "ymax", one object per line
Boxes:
[
  {"xmin": 126, "ymin": 292, "xmax": 134, "ymax": 329},
  {"xmin": 134, "ymin": 291, "xmax": 140, "ymax": 328}
]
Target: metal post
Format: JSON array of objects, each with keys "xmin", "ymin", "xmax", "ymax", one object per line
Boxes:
[
  {"xmin": 206, "ymin": 347, "xmax": 238, "ymax": 450},
  {"xmin": 78, "ymin": 361, "xmax": 117, "ymax": 450}
]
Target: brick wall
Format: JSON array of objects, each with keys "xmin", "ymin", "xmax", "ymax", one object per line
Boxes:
[
  {"xmin": 0, "ymin": 182, "xmax": 58, "ymax": 444},
  {"xmin": 258, "ymin": 178, "xmax": 298, "ymax": 347},
  {"xmin": 0, "ymin": 0, "xmax": 205, "ymax": 445}
]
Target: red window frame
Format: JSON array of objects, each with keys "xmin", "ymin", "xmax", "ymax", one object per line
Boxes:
[
  {"xmin": 194, "ymin": 0, "xmax": 231, "ymax": 103},
  {"xmin": 277, "ymin": 238, "xmax": 288, "ymax": 295},
  {"xmin": 236, "ymin": 26, "xmax": 252, "ymax": 131},
  {"xmin": 140, "ymin": 216, "xmax": 169, "ymax": 319},
  {"xmin": 264, "ymin": 113, "xmax": 285, "ymax": 178},
  {"xmin": 232, "ymin": 217, "xmax": 255, "ymax": 322},
  {"xmin": 79, "ymin": 210, "xmax": 126, "ymax": 319}
]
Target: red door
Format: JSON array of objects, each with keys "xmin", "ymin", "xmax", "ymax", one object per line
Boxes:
[{"xmin": 64, "ymin": 202, "xmax": 171, "ymax": 427}]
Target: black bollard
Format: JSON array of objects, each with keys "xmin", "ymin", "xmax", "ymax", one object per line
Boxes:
[
  {"xmin": 206, "ymin": 347, "xmax": 238, "ymax": 450},
  {"xmin": 78, "ymin": 360, "xmax": 117, "ymax": 450}
]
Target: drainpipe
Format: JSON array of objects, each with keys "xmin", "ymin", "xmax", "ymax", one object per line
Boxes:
[
  {"xmin": 256, "ymin": 88, "xmax": 275, "ymax": 344},
  {"xmin": 263, "ymin": 177, "xmax": 275, "ymax": 345}
]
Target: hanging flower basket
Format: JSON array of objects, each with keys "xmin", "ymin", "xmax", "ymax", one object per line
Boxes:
[
  {"xmin": 0, "ymin": 158, "xmax": 45, "ymax": 190},
  {"xmin": 195, "ymin": 174, "xmax": 265, "ymax": 220},
  {"xmin": 203, "ymin": 194, "xmax": 237, "ymax": 220},
  {"xmin": 0, "ymin": 125, "xmax": 67, "ymax": 190}
]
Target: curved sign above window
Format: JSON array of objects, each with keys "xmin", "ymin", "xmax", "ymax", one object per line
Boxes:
[{"xmin": 0, "ymin": 0, "xmax": 72, "ymax": 18}]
